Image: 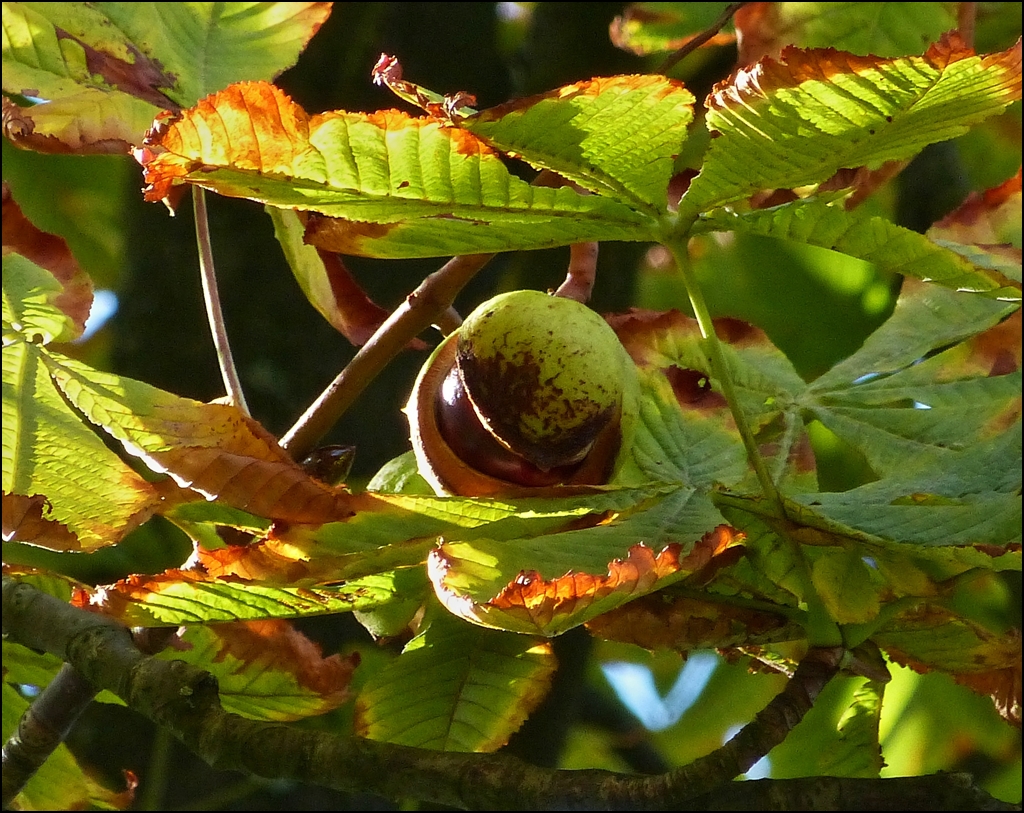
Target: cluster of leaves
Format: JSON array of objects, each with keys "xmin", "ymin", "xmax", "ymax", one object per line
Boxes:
[{"xmin": 2, "ymin": 2, "xmax": 1021, "ymax": 809}]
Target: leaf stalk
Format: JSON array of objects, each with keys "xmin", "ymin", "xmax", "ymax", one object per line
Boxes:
[
  {"xmin": 666, "ymin": 239, "xmax": 784, "ymax": 513},
  {"xmin": 193, "ymin": 187, "xmax": 250, "ymax": 415}
]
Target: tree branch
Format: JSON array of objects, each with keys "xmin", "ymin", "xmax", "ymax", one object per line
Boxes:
[
  {"xmin": 2, "ymin": 577, "xmax": 1015, "ymax": 811},
  {"xmin": 280, "ymin": 253, "xmax": 492, "ymax": 460}
]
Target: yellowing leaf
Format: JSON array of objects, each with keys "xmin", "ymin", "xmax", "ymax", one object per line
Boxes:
[
  {"xmin": 2, "ymin": 185, "xmax": 93, "ymax": 338},
  {"xmin": 430, "ymin": 526, "xmax": 741, "ymax": 636},
  {"xmin": 39, "ymin": 350, "xmax": 377, "ymax": 524},
  {"xmin": 3, "ymin": 342, "xmax": 159, "ymax": 551},
  {"xmin": 137, "ymin": 80, "xmax": 651, "ymax": 258},
  {"xmin": 1, "ymin": 2, "xmax": 332, "ymax": 153}
]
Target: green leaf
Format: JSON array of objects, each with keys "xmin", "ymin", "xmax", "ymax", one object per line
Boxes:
[
  {"xmin": 742, "ymin": 3, "xmax": 958, "ymax": 58},
  {"xmin": 805, "ymin": 284, "xmax": 1021, "ymax": 477},
  {"xmin": 2, "ymin": 253, "xmax": 82, "ymax": 345},
  {"xmin": 139, "ymin": 81, "xmax": 654, "ymax": 258},
  {"xmin": 429, "ymin": 491, "xmax": 741, "ymax": 635},
  {"xmin": 611, "ymin": 3, "xmax": 738, "ymax": 56},
  {"xmin": 679, "ymin": 35, "xmax": 1023, "ymax": 217},
  {"xmin": 695, "ymin": 198, "xmax": 1021, "ymax": 299},
  {"xmin": 809, "ymin": 546, "xmax": 883, "ymax": 624},
  {"xmin": 355, "ymin": 608, "xmax": 555, "ymax": 752},
  {"xmin": 3, "ymin": 341, "xmax": 159, "ymax": 550},
  {"xmin": 816, "ymin": 679, "xmax": 886, "ymax": 778},
  {"xmin": 1, "ymin": 2, "xmax": 331, "ymax": 152},
  {"xmin": 462, "ymin": 75, "xmax": 695, "ymax": 213},
  {"xmin": 84, "ymin": 571, "xmax": 406, "ymax": 626}
]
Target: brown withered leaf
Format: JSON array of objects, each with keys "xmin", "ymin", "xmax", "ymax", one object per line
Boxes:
[
  {"xmin": 42, "ymin": 353, "xmax": 384, "ymax": 526},
  {"xmin": 876, "ymin": 605, "xmax": 1022, "ymax": 727},
  {"xmin": 140, "ymin": 411, "xmax": 384, "ymax": 525},
  {"xmin": 2, "ymin": 182, "xmax": 93, "ymax": 336},
  {"xmin": 586, "ymin": 589, "xmax": 800, "ymax": 652},
  {"xmin": 1, "ymin": 493, "xmax": 81, "ymax": 552},
  {"xmin": 202, "ymin": 618, "xmax": 359, "ymax": 719}
]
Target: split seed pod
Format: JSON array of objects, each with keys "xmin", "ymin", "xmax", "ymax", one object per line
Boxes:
[{"xmin": 407, "ymin": 289, "xmax": 632, "ymax": 496}]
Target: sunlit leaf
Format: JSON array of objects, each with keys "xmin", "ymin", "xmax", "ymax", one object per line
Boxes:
[
  {"xmin": 3, "ymin": 341, "xmax": 159, "ymax": 551},
  {"xmin": 137, "ymin": 81, "xmax": 653, "ymax": 257},
  {"xmin": 38, "ymin": 350, "xmax": 376, "ymax": 524},
  {"xmin": 355, "ymin": 608, "xmax": 555, "ymax": 752},
  {"xmin": 734, "ymin": 2, "xmax": 958, "ymax": 63},
  {"xmin": 461, "ymin": 75, "xmax": 695, "ymax": 213},
  {"xmin": 695, "ymin": 197, "xmax": 1020, "ymax": 298},
  {"xmin": 2, "ymin": 186, "xmax": 93, "ymax": 337},
  {"xmin": 164, "ymin": 620, "xmax": 358, "ymax": 721},
  {"xmin": 679, "ymin": 33, "xmax": 1023, "ymax": 218},
  {"xmin": 77, "ymin": 569, "xmax": 403, "ymax": 626},
  {"xmin": 430, "ymin": 522, "xmax": 742, "ymax": 635},
  {"xmin": 1, "ymin": 1, "xmax": 331, "ymax": 153}
]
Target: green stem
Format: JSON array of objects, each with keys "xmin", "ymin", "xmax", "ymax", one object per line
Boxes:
[
  {"xmin": 666, "ymin": 239, "xmax": 783, "ymax": 512},
  {"xmin": 193, "ymin": 187, "xmax": 249, "ymax": 415}
]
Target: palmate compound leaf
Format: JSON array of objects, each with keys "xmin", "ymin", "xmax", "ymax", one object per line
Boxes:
[
  {"xmin": 137, "ymin": 81, "xmax": 654, "ymax": 258},
  {"xmin": 678, "ymin": 32, "xmax": 1022, "ymax": 219},
  {"xmin": 1, "ymin": 1, "xmax": 331, "ymax": 154},
  {"xmin": 355, "ymin": 605, "xmax": 556, "ymax": 753}
]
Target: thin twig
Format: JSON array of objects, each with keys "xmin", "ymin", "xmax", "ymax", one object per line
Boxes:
[
  {"xmin": 280, "ymin": 253, "xmax": 493, "ymax": 460},
  {"xmin": 193, "ymin": 186, "xmax": 250, "ymax": 415},
  {"xmin": 657, "ymin": 2, "xmax": 748, "ymax": 74},
  {"xmin": 957, "ymin": 2, "xmax": 977, "ymax": 50}
]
